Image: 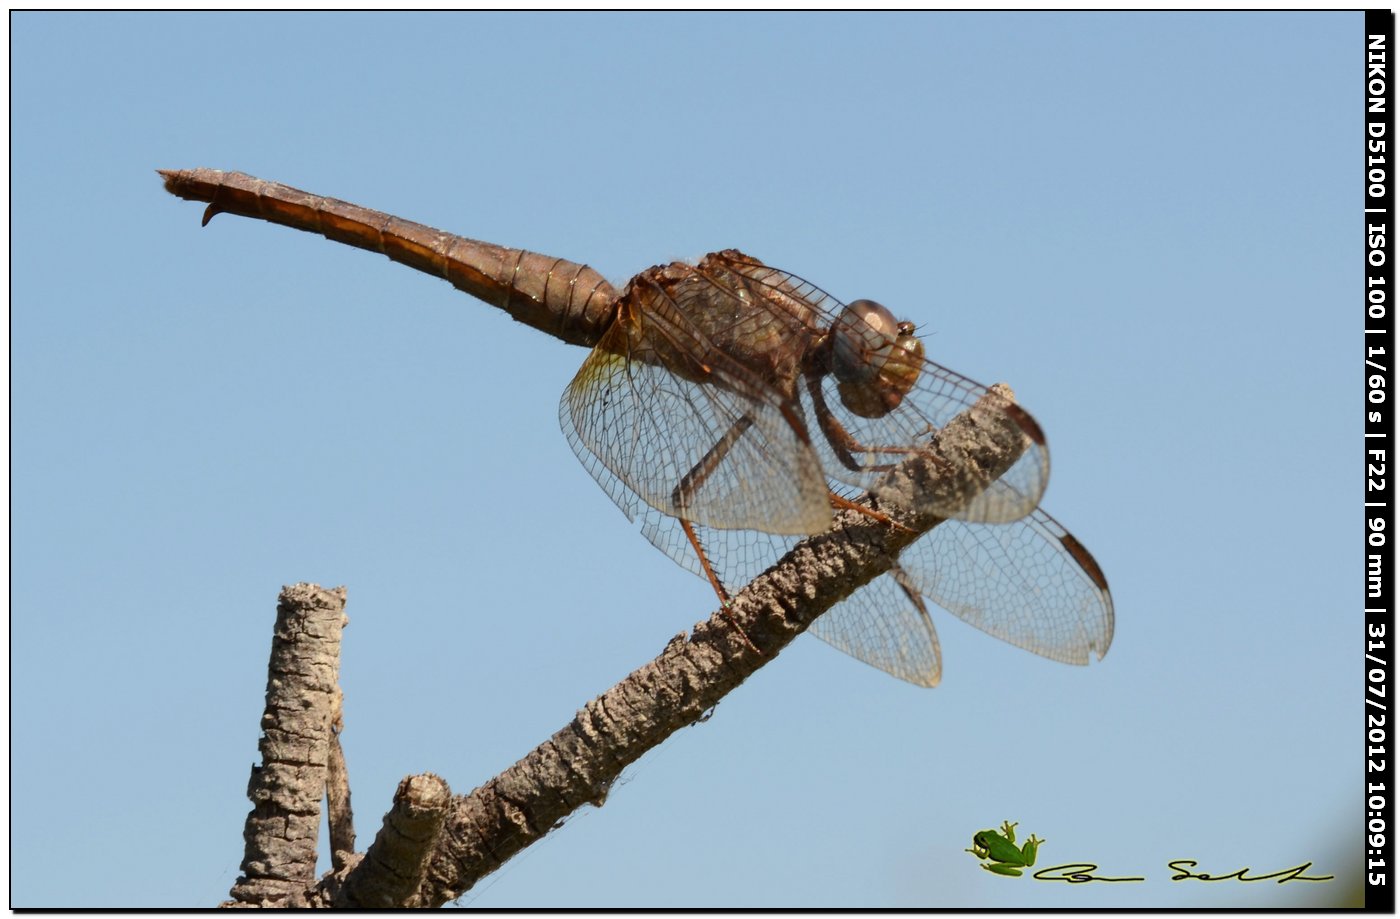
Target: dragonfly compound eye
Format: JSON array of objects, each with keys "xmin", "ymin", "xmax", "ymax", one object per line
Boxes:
[{"xmin": 830, "ymin": 299, "xmax": 925, "ymax": 418}]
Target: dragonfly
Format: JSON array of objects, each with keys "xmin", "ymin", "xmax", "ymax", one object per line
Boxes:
[{"xmin": 160, "ymin": 169, "xmax": 1113, "ymax": 687}]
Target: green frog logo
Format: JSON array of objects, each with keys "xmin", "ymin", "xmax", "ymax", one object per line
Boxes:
[{"xmin": 965, "ymin": 821, "xmax": 1043, "ymax": 877}]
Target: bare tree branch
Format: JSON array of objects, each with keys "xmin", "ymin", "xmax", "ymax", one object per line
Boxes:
[
  {"xmin": 228, "ymin": 381, "xmax": 1024, "ymax": 908},
  {"xmin": 405, "ymin": 384, "xmax": 1029, "ymax": 907},
  {"xmin": 226, "ymin": 585, "xmax": 347, "ymax": 908}
]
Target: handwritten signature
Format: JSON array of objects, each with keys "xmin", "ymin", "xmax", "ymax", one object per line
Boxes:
[{"xmin": 1026, "ymin": 861, "xmax": 1334, "ymax": 884}]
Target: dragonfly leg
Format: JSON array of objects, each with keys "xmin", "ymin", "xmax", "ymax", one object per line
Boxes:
[
  {"xmin": 671, "ymin": 396, "xmax": 815, "ymax": 515},
  {"xmin": 827, "ymin": 491, "xmax": 916, "ymax": 534},
  {"xmin": 806, "ymin": 373, "xmax": 941, "ymax": 475},
  {"xmin": 671, "ymin": 415, "xmax": 754, "ymax": 513},
  {"xmin": 680, "ymin": 517, "xmax": 763, "ymax": 658}
]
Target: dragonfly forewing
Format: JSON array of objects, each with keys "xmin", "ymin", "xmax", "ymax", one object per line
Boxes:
[
  {"xmin": 903, "ymin": 508, "xmax": 1114, "ymax": 666},
  {"xmin": 560, "ymin": 314, "xmax": 831, "ymax": 535}
]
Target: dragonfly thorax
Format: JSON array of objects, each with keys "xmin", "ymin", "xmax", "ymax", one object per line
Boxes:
[{"xmin": 829, "ymin": 299, "xmax": 925, "ymax": 419}]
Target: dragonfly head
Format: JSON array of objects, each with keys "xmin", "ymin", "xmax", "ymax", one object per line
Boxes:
[{"xmin": 830, "ymin": 299, "xmax": 925, "ymax": 418}]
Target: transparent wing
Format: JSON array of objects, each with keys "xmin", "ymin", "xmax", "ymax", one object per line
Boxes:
[
  {"xmin": 711, "ymin": 252, "xmax": 1050, "ymax": 524},
  {"xmin": 902, "ymin": 508, "xmax": 1114, "ymax": 666},
  {"xmin": 560, "ymin": 309, "xmax": 831, "ymax": 536},
  {"xmin": 808, "ymin": 564, "xmax": 943, "ymax": 687}
]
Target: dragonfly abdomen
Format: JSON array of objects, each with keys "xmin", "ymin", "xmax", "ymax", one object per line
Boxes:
[{"xmin": 159, "ymin": 168, "xmax": 619, "ymax": 348}]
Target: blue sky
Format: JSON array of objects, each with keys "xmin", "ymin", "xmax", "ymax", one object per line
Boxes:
[{"xmin": 13, "ymin": 12, "xmax": 1361, "ymax": 908}]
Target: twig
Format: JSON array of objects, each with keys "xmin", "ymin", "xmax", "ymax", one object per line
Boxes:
[
  {"xmin": 326, "ymin": 774, "xmax": 453, "ymax": 908},
  {"xmin": 325, "ymin": 691, "xmax": 355, "ymax": 872}
]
